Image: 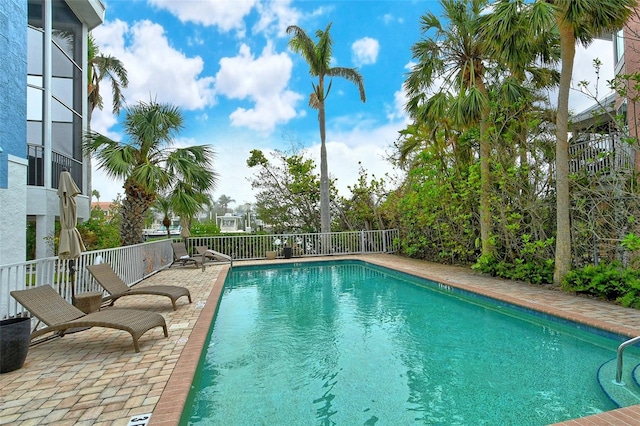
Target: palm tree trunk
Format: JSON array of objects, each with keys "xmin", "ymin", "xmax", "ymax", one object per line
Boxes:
[
  {"xmin": 553, "ymin": 20, "xmax": 576, "ymax": 285},
  {"xmin": 477, "ymin": 80, "xmax": 493, "ymax": 257},
  {"xmin": 479, "ymin": 120, "xmax": 493, "ymax": 256},
  {"xmin": 319, "ymin": 93, "xmax": 331, "ymax": 235},
  {"xmin": 121, "ymin": 181, "xmax": 155, "ymax": 245}
]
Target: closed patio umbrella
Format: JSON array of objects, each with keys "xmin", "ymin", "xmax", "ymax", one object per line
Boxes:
[
  {"xmin": 58, "ymin": 170, "xmax": 86, "ymax": 300},
  {"xmin": 180, "ymin": 216, "xmax": 191, "ymax": 239}
]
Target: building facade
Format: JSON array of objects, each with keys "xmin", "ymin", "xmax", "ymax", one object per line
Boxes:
[
  {"xmin": 0, "ymin": 0, "xmax": 104, "ymax": 264},
  {"xmin": 614, "ymin": 13, "xmax": 640, "ymax": 159}
]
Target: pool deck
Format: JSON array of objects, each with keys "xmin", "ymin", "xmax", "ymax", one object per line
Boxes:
[{"xmin": 1, "ymin": 254, "xmax": 640, "ymax": 425}]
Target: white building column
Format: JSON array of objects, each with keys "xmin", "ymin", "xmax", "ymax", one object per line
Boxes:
[
  {"xmin": 35, "ymin": 213, "xmax": 55, "ymax": 259},
  {"xmin": 0, "ymin": 155, "xmax": 28, "ymax": 264}
]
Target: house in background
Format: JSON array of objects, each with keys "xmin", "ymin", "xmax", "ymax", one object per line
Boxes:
[
  {"xmin": 568, "ymin": 13, "xmax": 640, "ymax": 266},
  {"xmin": 569, "ymin": 12, "xmax": 640, "ymax": 177},
  {"xmin": 0, "ymin": 0, "xmax": 104, "ymax": 263},
  {"xmin": 613, "ymin": 11, "xmax": 640, "ymax": 148},
  {"xmin": 91, "ymin": 201, "xmax": 116, "ymax": 220},
  {"xmin": 217, "ymin": 213, "xmax": 247, "ymax": 233}
]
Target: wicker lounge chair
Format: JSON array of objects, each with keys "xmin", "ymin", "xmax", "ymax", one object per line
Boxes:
[
  {"xmin": 86, "ymin": 263, "xmax": 192, "ymax": 311},
  {"xmin": 10, "ymin": 285, "xmax": 168, "ymax": 352},
  {"xmin": 195, "ymin": 246, "xmax": 233, "ymax": 265},
  {"xmin": 171, "ymin": 242, "xmax": 202, "ymax": 268}
]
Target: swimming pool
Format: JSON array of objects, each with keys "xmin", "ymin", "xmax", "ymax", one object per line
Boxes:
[{"xmin": 181, "ymin": 260, "xmax": 640, "ymax": 425}]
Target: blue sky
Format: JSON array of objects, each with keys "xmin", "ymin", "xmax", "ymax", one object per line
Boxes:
[{"xmin": 91, "ymin": 0, "xmax": 615, "ymax": 206}]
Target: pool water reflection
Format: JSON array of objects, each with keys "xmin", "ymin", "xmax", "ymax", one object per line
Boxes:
[{"xmin": 182, "ymin": 261, "xmax": 636, "ymax": 425}]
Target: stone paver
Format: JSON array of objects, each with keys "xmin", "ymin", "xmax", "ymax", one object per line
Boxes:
[{"xmin": 1, "ymin": 255, "xmax": 640, "ymax": 425}]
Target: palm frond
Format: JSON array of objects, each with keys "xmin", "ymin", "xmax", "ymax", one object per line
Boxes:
[{"xmin": 327, "ymin": 67, "xmax": 366, "ymax": 102}]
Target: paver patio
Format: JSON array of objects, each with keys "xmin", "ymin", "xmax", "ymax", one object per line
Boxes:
[{"xmin": 1, "ymin": 254, "xmax": 640, "ymax": 425}]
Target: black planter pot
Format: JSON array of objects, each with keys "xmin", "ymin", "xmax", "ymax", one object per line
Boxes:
[
  {"xmin": 0, "ymin": 317, "xmax": 31, "ymax": 373},
  {"xmin": 283, "ymin": 247, "xmax": 293, "ymax": 259}
]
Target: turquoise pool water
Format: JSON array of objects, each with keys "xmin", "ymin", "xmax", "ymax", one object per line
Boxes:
[{"xmin": 182, "ymin": 261, "xmax": 638, "ymax": 425}]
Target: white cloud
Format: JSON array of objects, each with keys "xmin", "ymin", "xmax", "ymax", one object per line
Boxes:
[
  {"xmin": 381, "ymin": 13, "xmax": 403, "ymax": 25},
  {"xmin": 90, "ymin": 168, "xmax": 124, "ymax": 203},
  {"xmin": 386, "ymin": 89, "xmax": 410, "ymax": 123},
  {"xmin": 91, "ymin": 20, "xmax": 216, "ymax": 111},
  {"xmin": 148, "ymin": 0, "xmax": 257, "ymax": 35},
  {"xmin": 352, "ymin": 37, "xmax": 379, "ymax": 66},
  {"xmin": 308, "ymin": 130, "xmax": 402, "ymax": 198},
  {"xmin": 254, "ymin": 0, "xmax": 301, "ymax": 37},
  {"xmin": 215, "ymin": 43, "xmax": 303, "ymax": 132}
]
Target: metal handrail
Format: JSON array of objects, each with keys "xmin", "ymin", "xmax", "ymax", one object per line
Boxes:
[{"xmin": 615, "ymin": 335, "xmax": 640, "ymax": 384}]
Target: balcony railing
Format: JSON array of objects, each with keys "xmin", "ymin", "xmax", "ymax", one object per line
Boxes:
[
  {"xmin": 569, "ymin": 133, "xmax": 635, "ymax": 175},
  {"xmin": 27, "ymin": 144, "xmax": 83, "ymax": 190}
]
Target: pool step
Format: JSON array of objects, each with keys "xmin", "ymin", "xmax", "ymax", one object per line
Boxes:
[{"xmin": 597, "ymin": 359, "xmax": 640, "ymax": 408}]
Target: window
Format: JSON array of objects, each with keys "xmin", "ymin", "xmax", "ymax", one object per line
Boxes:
[
  {"xmin": 27, "ymin": 0, "xmax": 84, "ymax": 187},
  {"xmin": 615, "ymin": 29, "xmax": 624, "ymax": 65}
]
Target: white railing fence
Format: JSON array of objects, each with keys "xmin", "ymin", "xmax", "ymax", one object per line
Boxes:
[
  {"xmin": 0, "ymin": 239, "xmax": 173, "ymax": 320},
  {"xmin": 1, "ymin": 229, "xmax": 399, "ymax": 320},
  {"xmin": 186, "ymin": 229, "xmax": 399, "ymax": 260}
]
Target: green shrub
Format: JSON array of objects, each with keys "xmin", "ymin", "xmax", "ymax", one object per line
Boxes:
[
  {"xmin": 562, "ymin": 262, "xmax": 640, "ymax": 308},
  {"xmin": 190, "ymin": 220, "xmax": 221, "ymax": 236},
  {"xmin": 472, "ymin": 236, "xmax": 554, "ymax": 285}
]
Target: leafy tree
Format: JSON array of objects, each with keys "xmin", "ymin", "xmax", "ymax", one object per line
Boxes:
[
  {"xmin": 286, "ymin": 22, "xmax": 366, "ymax": 233},
  {"xmin": 78, "ymin": 196, "xmax": 122, "ymax": 250},
  {"xmin": 247, "ymin": 148, "xmax": 332, "ymax": 232},
  {"xmin": 338, "ymin": 164, "xmax": 387, "ymax": 231},
  {"xmin": 84, "ymin": 99, "xmax": 218, "ymax": 245},
  {"xmin": 383, "ymin": 149, "xmax": 478, "ymax": 263}
]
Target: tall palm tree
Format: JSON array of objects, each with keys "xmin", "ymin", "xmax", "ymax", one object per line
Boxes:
[
  {"xmin": 540, "ymin": 0, "xmax": 636, "ymax": 285},
  {"xmin": 286, "ymin": 23, "xmax": 366, "ymax": 234},
  {"xmin": 84, "ymin": 99, "xmax": 218, "ymax": 245},
  {"xmin": 405, "ymin": 0, "xmax": 494, "ymax": 256},
  {"xmin": 86, "ymin": 34, "xmax": 128, "ymax": 195},
  {"xmin": 217, "ymin": 195, "xmax": 235, "ymax": 214},
  {"xmin": 480, "ymin": 0, "xmax": 559, "ymax": 196}
]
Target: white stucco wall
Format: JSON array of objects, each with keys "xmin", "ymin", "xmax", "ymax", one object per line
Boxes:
[{"xmin": 0, "ymin": 155, "xmax": 27, "ymax": 264}]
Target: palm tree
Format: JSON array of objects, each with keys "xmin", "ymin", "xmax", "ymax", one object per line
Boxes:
[
  {"xmin": 286, "ymin": 23, "xmax": 366, "ymax": 234},
  {"xmin": 153, "ymin": 194, "xmax": 174, "ymax": 240},
  {"xmin": 480, "ymin": 0, "xmax": 559, "ymax": 198},
  {"xmin": 174, "ymin": 185, "xmax": 212, "ymax": 240},
  {"xmin": 84, "ymin": 99, "xmax": 218, "ymax": 245},
  {"xmin": 405, "ymin": 0, "xmax": 494, "ymax": 256},
  {"xmin": 217, "ymin": 195, "xmax": 235, "ymax": 214},
  {"xmin": 86, "ymin": 34, "xmax": 129, "ymax": 195},
  {"xmin": 540, "ymin": 0, "xmax": 636, "ymax": 285}
]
